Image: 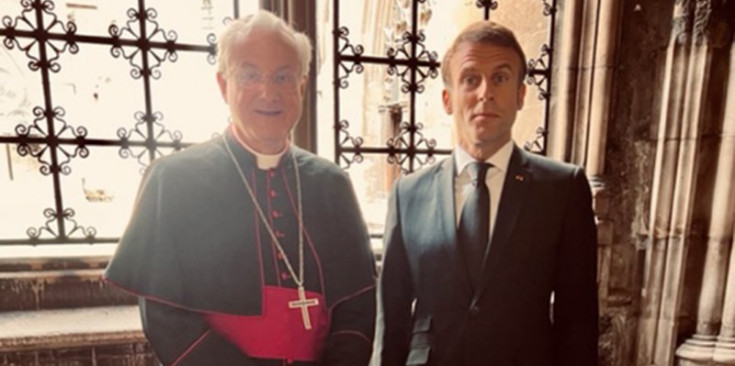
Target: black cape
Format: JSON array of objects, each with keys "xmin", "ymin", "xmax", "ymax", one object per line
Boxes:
[{"xmin": 104, "ymin": 132, "xmax": 375, "ymax": 317}]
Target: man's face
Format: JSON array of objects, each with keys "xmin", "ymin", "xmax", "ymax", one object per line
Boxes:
[
  {"xmin": 217, "ymin": 29, "xmax": 306, "ymax": 153},
  {"xmin": 442, "ymin": 42, "xmax": 526, "ymax": 157}
]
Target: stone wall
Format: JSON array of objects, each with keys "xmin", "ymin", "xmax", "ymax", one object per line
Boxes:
[{"xmin": 599, "ymin": 1, "xmax": 673, "ymax": 364}]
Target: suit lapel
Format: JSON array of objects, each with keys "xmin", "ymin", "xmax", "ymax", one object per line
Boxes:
[
  {"xmin": 476, "ymin": 146, "xmax": 531, "ymax": 298},
  {"xmin": 435, "ymin": 156, "xmax": 473, "ymax": 295}
]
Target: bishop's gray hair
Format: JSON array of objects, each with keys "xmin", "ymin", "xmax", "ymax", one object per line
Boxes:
[{"xmin": 216, "ymin": 10, "xmax": 312, "ymax": 77}]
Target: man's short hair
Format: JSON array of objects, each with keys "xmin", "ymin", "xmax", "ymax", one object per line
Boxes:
[
  {"xmin": 441, "ymin": 21, "xmax": 527, "ymax": 87},
  {"xmin": 216, "ymin": 10, "xmax": 313, "ymax": 77}
]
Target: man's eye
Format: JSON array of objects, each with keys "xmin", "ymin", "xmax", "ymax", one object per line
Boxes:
[
  {"xmin": 493, "ymin": 73, "xmax": 509, "ymax": 84},
  {"xmin": 240, "ymin": 71, "xmax": 261, "ymax": 83},
  {"xmin": 462, "ymin": 75, "xmax": 479, "ymax": 85},
  {"xmin": 274, "ymin": 72, "xmax": 296, "ymax": 85}
]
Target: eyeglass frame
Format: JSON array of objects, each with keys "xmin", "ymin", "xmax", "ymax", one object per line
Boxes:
[{"xmin": 227, "ymin": 64, "xmax": 304, "ymax": 91}]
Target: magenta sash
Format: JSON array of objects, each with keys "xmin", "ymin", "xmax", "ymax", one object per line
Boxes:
[{"xmin": 205, "ymin": 286, "xmax": 329, "ymax": 361}]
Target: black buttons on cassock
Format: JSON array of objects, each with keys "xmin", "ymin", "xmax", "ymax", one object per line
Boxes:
[{"xmin": 469, "ymin": 305, "xmax": 480, "ymax": 316}]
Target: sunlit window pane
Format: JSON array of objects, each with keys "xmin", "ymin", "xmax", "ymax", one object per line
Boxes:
[
  {"xmin": 59, "ymin": 147, "xmax": 142, "ymax": 238},
  {"xmin": 0, "ymin": 0, "xmax": 258, "ymax": 246},
  {"xmin": 154, "ymin": 53, "xmax": 228, "ymax": 142},
  {"xmin": 0, "ymin": 144, "xmax": 55, "ymax": 239}
]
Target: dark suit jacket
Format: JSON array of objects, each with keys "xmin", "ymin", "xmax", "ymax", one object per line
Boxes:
[{"xmin": 378, "ymin": 146, "xmax": 598, "ymax": 366}]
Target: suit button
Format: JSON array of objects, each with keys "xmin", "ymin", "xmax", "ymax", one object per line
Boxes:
[{"xmin": 469, "ymin": 305, "xmax": 480, "ymax": 316}]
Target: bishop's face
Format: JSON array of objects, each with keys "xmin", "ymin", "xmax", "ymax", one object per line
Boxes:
[{"xmin": 217, "ymin": 29, "xmax": 306, "ymax": 154}]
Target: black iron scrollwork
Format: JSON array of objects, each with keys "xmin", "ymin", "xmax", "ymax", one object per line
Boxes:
[
  {"xmin": 526, "ymin": 43, "xmax": 552, "ymax": 101},
  {"xmin": 206, "ymin": 33, "xmax": 217, "ymax": 65},
  {"xmin": 335, "ymin": 27, "xmax": 365, "ymax": 89},
  {"xmin": 386, "ymin": 121, "xmax": 437, "ymax": 173},
  {"xmin": 109, "ymin": 8, "xmax": 179, "ymax": 80},
  {"xmin": 14, "ymin": 106, "xmax": 88, "ymax": 175},
  {"xmin": 542, "ymin": 0, "xmax": 556, "ymax": 16},
  {"xmin": 386, "ymin": 31, "xmax": 439, "ymax": 94},
  {"xmin": 334, "ymin": 0, "xmax": 442, "ymax": 175},
  {"xmin": 26, "ymin": 208, "xmax": 98, "ymax": 241},
  {"xmin": 523, "ymin": 126, "xmax": 546, "ymax": 154},
  {"xmin": 116, "ymin": 113, "xmax": 150, "ymax": 172},
  {"xmin": 15, "ymin": 107, "xmax": 53, "ymax": 175},
  {"xmin": 26, "ymin": 208, "xmax": 59, "ymax": 240},
  {"xmin": 1, "ymin": 0, "xmax": 79, "ymax": 73},
  {"xmin": 62, "ymin": 208, "xmax": 97, "ymax": 240},
  {"xmin": 117, "ymin": 111, "xmax": 182, "ymax": 172},
  {"xmin": 475, "ymin": 0, "xmax": 499, "ymax": 10},
  {"xmin": 476, "ymin": 0, "xmax": 499, "ymax": 18},
  {"xmin": 0, "ymin": 0, "xmax": 222, "ymax": 245},
  {"xmin": 52, "ymin": 107, "xmax": 89, "ymax": 175},
  {"xmin": 149, "ymin": 113, "xmax": 184, "ymax": 157},
  {"xmin": 337, "ymin": 120, "xmax": 364, "ymax": 169}
]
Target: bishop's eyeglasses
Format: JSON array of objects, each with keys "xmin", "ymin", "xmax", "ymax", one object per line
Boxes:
[{"xmin": 231, "ymin": 66, "xmax": 301, "ymax": 91}]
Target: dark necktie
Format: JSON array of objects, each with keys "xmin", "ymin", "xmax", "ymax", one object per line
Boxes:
[{"xmin": 458, "ymin": 162, "xmax": 491, "ymax": 289}]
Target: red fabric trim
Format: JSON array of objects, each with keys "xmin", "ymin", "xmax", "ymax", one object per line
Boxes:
[
  {"xmin": 280, "ymin": 167, "xmax": 327, "ymax": 294},
  {"xmin": 329, "ymin": 330, "xmax": 372, "ymax": 345},
  {"xmin": 328, "ymin": 284, "xmax": 376, "ymax": 311},
  {"xmin": 169, "ymin": 329, "xmax": 210, "ymax": 366}
]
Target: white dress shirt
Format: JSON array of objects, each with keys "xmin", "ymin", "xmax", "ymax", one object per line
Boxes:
[{"xmin": 454, "ymin": 141, "xmax": 514, "ymax": 245}]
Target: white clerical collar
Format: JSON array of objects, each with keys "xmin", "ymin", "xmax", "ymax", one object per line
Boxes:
[
  {"xmin": 455, "ymin": 140, "xmax": 514, "ymax": 177},
  {"xmin": 229, "ymin": 125, "xmax": 288, "ymax": 170}
]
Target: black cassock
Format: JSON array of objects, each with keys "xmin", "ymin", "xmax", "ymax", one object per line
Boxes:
[{"xmin": 105, "ymin": 129, "xmax": 376, "ymax": 366}]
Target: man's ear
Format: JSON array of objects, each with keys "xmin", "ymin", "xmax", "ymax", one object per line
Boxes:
[
  {"xmin": 517, "ymin": 82, "xmax": 526, "ymax": 110},
  {"xmin": 216, "ymin": 72, "xmax": 228, "ymax": 101},
  {"xmin": 299, "ymin": 75, "xmax": 307, "ymax": 96},
  {"xmin": 442, "ymin": 88, "xmax": 453, "ymax": 114}
]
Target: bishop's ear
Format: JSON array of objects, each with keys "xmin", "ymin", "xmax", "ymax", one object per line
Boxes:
[
  {"xmin": 442, "ymin": 89, "xmax": 453, "ymax": 114},
  {"xmin": 216, "ymin": 73, "xmax": 228, "ymax": 101}
]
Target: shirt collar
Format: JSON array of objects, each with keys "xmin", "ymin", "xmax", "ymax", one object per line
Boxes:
[
  {"xmin": 454, "ymin": 140, "xmax": 514, "ymax": 178},
  {"xmin": 228, "ymin": 124, "xmax": 288, "ymax": 170}
]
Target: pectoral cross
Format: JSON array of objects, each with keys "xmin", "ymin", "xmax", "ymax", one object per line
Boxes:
[{"xmin": 288, "ymin": 286, "xmax": 319, "ymax": 330}]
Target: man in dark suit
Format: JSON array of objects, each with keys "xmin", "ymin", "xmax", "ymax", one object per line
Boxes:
[{"xmin": 378, "ymin": 20, "xmax": 598, "ymax": 366}]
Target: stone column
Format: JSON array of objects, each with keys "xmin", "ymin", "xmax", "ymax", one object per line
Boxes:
[
  {"xmin": 715, "ymin": 237, "xmax": 735, "ymax": 364},
  {"xmin": 675, "ymin": 34, "xmax": 735, "ymax": 363},
  {"xmin": 546, "ymin": 0, "xmax": 582, "ymax": 162},
  {"xmin": 712, "ymin": 38, "xmax": 735, "ymax": 366},
  {"xmin": 637, "ymin": 1, "xmax": 714, "ymax": 365},
  {"xmin": 548, "ymin": 0, "xmax": 621, "ymax": 312},
  {"xmin": 548, "ymin": 0, "xmax": 621, "ymax": 170},
  {"xmin": 583, "ymin": 0, "xmax": 622, "ymax": 314}
]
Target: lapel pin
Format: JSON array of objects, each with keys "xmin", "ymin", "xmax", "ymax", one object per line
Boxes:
[{"xmin": 515, "ymin": 174, "xmax": 524, "ymax": 182}]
